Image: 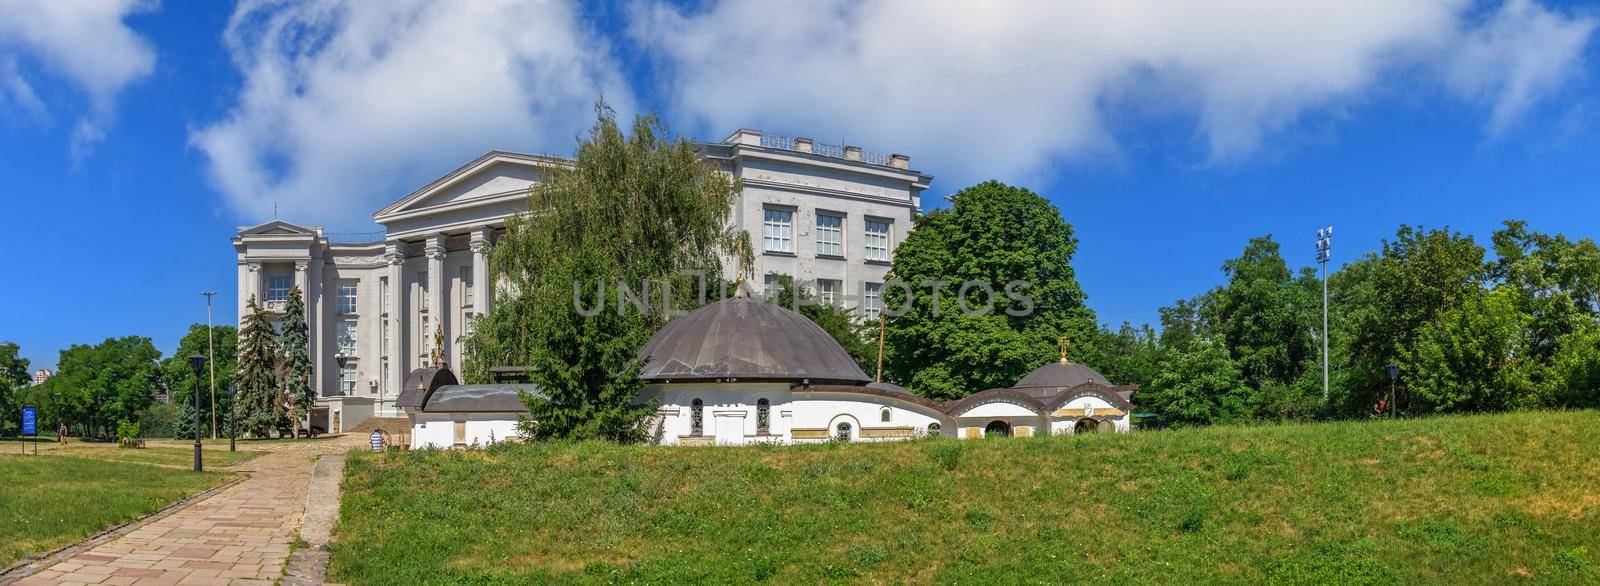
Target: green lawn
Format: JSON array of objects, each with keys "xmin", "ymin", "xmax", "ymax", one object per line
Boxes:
[
  {"xmin": 0, "ymin": 455, "xmax": 231, "ymax": 567},
  {"xmin": 44, "ymin": 445, "xmax": 265, "ymax": 468},
  {"xmin": 329, "ymin": 410, "xmax": 1600, "ymax": 584}
]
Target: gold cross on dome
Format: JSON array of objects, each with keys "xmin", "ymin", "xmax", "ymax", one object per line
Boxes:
[{"xmin": 1058, "ymin": 336, "xmax": 1070, "ymax": 363}]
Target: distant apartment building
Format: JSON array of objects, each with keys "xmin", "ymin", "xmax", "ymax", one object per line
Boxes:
[
  {"xmin": 31, "ymin": 369, "xmax": 52, "ymax": 386},
  {"xmin": 232, "ymin": 130, "xmax": 932, "ymax": 431}
]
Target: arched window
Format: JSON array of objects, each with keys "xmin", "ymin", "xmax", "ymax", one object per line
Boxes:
[
  {"xmin": 927, "ymin": 422, "xmax": 941, "ymax": 436},
  {"xmin": 984, "ymin": 420, "xmax": 1011, "ymax": 437},
  {"xmin": 1075, "ymin": 418, "xmax": 1097, "ymax": 434},
  {"xmin": 690, "ymin": 398, "xmax": 704, "ymax": 435},
  {"xmin": 880, "ymin": 407, "xmax": 892, "ymax": 422},
  {"xmin": 756, "ymin": 398, "xmax": 771, "ymax": 435},
  {"xmin": 835, "ymin": 421, "xmax": 853, "ymax": 442}
]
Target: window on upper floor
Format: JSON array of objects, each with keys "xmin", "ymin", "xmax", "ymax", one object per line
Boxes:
[
  {"xmin": 863, "ymin": 282, "xmax": 883, "ymax": 319},
  {"xmin": 763, "ymin": 208, "xmax": 793, "ymax": 253},
  {"xmin": 266, "ymin": 276, "xmax": 292, "ymax": 302},
  {"xmin": 337, "ymin": 281, "xmax": 358, "ymax": 314},
  {"xmin": 763, "ymin": 274, "xmax": 786, "ymax": 300},
  {"xmin": 865, "ymin": 219, "xmax": 891, "ymax": 262},
  {"xmin": 817, "ymin": 279, "xmax": 842, "ymax": 306},
  {"xmin": 461, "ymin": 266, "xmax": 474, "ymax": 305},
  {"xmin": 337, "ymin": 321, "xmax": 357, "ymax": 355},
  {"xmin": 816, "ymin": 213, "xmax": 844, "ymax": 257}
]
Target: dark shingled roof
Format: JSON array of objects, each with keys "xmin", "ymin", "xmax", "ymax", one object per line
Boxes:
[
  {"xmin": 420, "ymin": 384, "xmax": 542, "ymax": 413},
  {"xmin": 1014, "ymin": 360, "xmax": 1113, "ymax": 390},
  {"xmin": 395, "ymin": 367, "xmax": 458, "ymax": 409},
  {"xmin": 638, "ymin": 298, "xmax": 872, "ymax": 385}
]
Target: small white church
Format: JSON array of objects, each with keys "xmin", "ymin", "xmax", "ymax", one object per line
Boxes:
[{"xmin": 398, "ymin": 297, "xmax": 1137, "ymax": 448}]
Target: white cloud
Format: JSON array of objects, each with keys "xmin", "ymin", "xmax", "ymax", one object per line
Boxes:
[
  {"xmin": 0, "ymin": 0, "xmax": 156, "ymax": 156},
  {"xmin": 193, "ymin": 0, "xmax": 634, "ymax": 225},
  {"xmin": 1444, "ymin": 0, "xmax": 1598, "ymax": 137},
  {"xmin": 632, "ymin": 0, "xmax": 1596, "ymax": 180}
]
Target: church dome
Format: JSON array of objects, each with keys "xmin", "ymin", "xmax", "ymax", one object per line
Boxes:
[
  {"xmin": 638, "ymin": 298, "xmax": 872, "ymax": 385},
  {"xmin": 1013, "ymin": 359, "xmax": 1113, "ymax": 389}
]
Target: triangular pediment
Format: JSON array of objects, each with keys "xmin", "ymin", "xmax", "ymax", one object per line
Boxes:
[
  {"xmin": 237, "ymin": 220, "xmax": 321, "ymax": 238},
  {"xmin": 374, "ymin": 151, "xmax": 569, "ymax": 221}
]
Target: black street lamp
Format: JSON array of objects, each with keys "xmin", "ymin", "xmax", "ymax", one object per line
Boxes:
[
  {"xmin": 188, "ymin": 354, "xmax": 207, "ymax": 472},
  {"xmin": 1385, "ymin": 364, "xmax": 1399, "ymax": 419}
]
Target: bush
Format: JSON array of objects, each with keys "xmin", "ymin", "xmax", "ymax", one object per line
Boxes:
[{"xmin": 116, "ymin": 420, "xmax": 142, "ymax": 448}]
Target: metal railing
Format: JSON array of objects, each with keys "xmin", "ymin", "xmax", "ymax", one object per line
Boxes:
[{"xmin": 759, "ymin": 133, "xmax": 894, "ymax": 167}]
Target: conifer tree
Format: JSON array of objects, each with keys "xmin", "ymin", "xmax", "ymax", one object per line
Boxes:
[
  {"xmin": 234, "ymin": 296, "xmax": 283, "ymax": 437},
  {"xmin": 278, "ymin": 287, "xmax": 315, "ymax": 436}
]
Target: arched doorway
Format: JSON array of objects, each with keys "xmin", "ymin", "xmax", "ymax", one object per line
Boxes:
[
  {"xmin": 984, "ymin": 420, "xmax": 1011, "ymax": 437},
  {"xmin": 1075, "ymin": 418, "xmax": 1099, "ymax": 434}
]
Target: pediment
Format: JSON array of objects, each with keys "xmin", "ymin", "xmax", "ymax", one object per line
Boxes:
[
  {"xmin": 237, "ymin": 220, "xmax": 321, "ymax": 238},
  {"xmin": 374, "ymin": 151, "xmax": 569, "ymax": 221}
]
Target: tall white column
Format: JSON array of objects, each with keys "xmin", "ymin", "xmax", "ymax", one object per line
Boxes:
[
  {"xmin": 425, "ymin": 234, "xmax": 446, "ymax": 367},
  {"xmin": 470, "ymin": 228, "xmax": 491, "ymax": 315},
  {"xmin": 309, "ymin": 257, "xmax": 325, "ymax": 397},
  {"xmin": 237, "ymin": 261, "xmax": 254, "ymax": 319},
  {"xmin": 385, "ymin": 243, "xmax": 406, "ymax": 413}
]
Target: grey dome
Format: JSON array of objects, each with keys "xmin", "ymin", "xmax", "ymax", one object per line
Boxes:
[
  {"xmin": 638, "ymin": 298, "xmax": 871, "ymax": 385},
  {"xmin": 1014, "ymin": 360, "xmax": 1113, "ymax": 389}
]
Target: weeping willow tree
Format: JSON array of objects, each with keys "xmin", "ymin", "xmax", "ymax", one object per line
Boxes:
[{"xmin": 461, "ymin": 102, "xmax": 749, "ymax": 441}]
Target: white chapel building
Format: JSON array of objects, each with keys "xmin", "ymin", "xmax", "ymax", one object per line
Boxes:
[{"xmin": 232, "ymin": 130, "xmax": 932, "ymax": 433}]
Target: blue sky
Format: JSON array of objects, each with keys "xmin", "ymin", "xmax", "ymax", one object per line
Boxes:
[{"xmin": 3, "ymin": 0, "xmax": 1598, "ymax": 372}]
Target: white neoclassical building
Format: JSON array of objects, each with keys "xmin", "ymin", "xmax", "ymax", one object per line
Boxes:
[
  {"xmin": 232, "ymin": 130, "xmax": 932, "ymax": 432},
  {"xmin": 399, "ymin": 296, "xmax": 1137, "ymax": 449}
]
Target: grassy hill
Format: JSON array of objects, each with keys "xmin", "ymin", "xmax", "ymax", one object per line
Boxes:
[{"xmin": 329, "ymin": 410, "xmax": 1600, "ymax": 584}]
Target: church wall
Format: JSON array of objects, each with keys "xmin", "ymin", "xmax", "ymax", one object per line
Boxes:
[
  {"xmin": 788, "ymin": 392, "xmax": 947, "ymax": 442},
  {"xmin": 410, "ymin": 412, "xmax": 520, "ymax": 449}
]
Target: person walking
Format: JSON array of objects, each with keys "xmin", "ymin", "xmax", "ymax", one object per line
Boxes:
[{"xmin": 369, "ymin": 429, "xmax": 386, "ymax": 453}]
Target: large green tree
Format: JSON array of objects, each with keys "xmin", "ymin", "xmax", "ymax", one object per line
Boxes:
[
  {"xmin": 461, "ymin": 104, "xmax": 746, "ymax": 441},
  {"xmin": 0, "ymin": 342, "xmax": 29, "ymax": 435},
  {"xmin": 1141, "ymin": 339, "xmax": 1250, "ymax": 426},
  {"xmin": 50, "ymin": 337, "xmax": 161, "ymax": 440},
  {"xmin": 235, "ymin": 297, "xmax": 284, "ymax": 437},
  {"xmin": 1332, "ymin": 225, "xmax": 1487, "ymax": 415},
  {"xmin": 158, "ymin": 324, "xmax": 238, "ymax": 438},
  {"xmin": 883, "ymin": 180, "xmax": 1098, "ymax": 401},
  {"xmin": 278, "ymin": 287, "xmax": 315, "ymax": 434}
]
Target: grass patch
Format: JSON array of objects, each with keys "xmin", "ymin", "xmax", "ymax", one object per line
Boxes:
[
  {"xmin": 329, "ymin": 410, "xmax": 1600, "ymax": 584},
  {"xmin": 44, "ymin": 446, "xmax": 265, "ymax": 468},
  {"xmin": 0, "ymin": 454, "xmax": 230, "ymax": 567}
]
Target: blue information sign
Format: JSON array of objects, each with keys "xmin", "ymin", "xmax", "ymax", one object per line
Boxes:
[{"xmin": 21, "ymin": 406, "xmax": 37, "ymax": 436}]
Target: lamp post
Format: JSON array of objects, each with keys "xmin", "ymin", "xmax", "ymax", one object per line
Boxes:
[
  {"xmin": 202, "ymin": 291, "xmax": 218, "ymax": 438},
  {"xmin": 1316, "ymin": 226, "xmax": 1333, "ymax": 401},
  {"xmin": 188, "ymin": 354, "xmax": 207, "ymax": 472},
  {"xmin": 1385, "ymin": 364, "xmax": 1398, "ymax": 419},
  {"xmin": 336, "ymin": 353, "xmax": 348, "ymax": 394}
]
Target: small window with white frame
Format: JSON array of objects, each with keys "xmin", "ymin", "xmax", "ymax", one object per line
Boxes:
[
  {"xmin": 864, "ymin": 219, "xmax": 891, "ymax": 261},
  {"xmin": 881, "ymin": 407, "xmax": 891, "ymax": 422},
  {"xmin": 337, "ymin": 280, "xmax": 358, "ymax": 314},
  {"xmin": 817, "ymin": 279, "xmax": 842, "ymax": 306},
  {"xmin": 460, "ymin": 266, "xmax": 474, "ymax": 305},
  {"xmin": 863, "ymin": 282, "xmax": 883, "ymax": 319},
  {"xmin": 339, "ymin": 364, "xmax": 357, "ymax": 395},
  {"xmin": 763, "ymin": 208, "xmax": 793, "ymax": 253},
  {"xmin": 336, "ymin": 321, "xmax": 357, "ymax": 355},
  {"xmin": 815, "ymin": 213, "xmax": 844, "ymax": 257},
  {"xmin": 266, "ymin": 276, "xmax": 292, "ymax": 302}
]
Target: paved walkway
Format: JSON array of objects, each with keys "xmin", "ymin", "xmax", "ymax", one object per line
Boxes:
[{"xmin": 12, "ymin": 435, "xmax": 364, "ymax": 586}]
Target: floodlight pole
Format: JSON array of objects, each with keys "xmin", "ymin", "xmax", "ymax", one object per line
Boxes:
[
  {"xmin": 202, "ymin": 291, "xmax": 218, "ymax": 438},
  {"xmin": 1316, "ymin": 227, "xmax": 1333, "ymax": 402}
]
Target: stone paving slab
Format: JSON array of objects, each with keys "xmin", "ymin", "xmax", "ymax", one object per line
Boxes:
[{"xmin": 6, "ymin": 435, "xmax": 363, "ymax": 586}]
